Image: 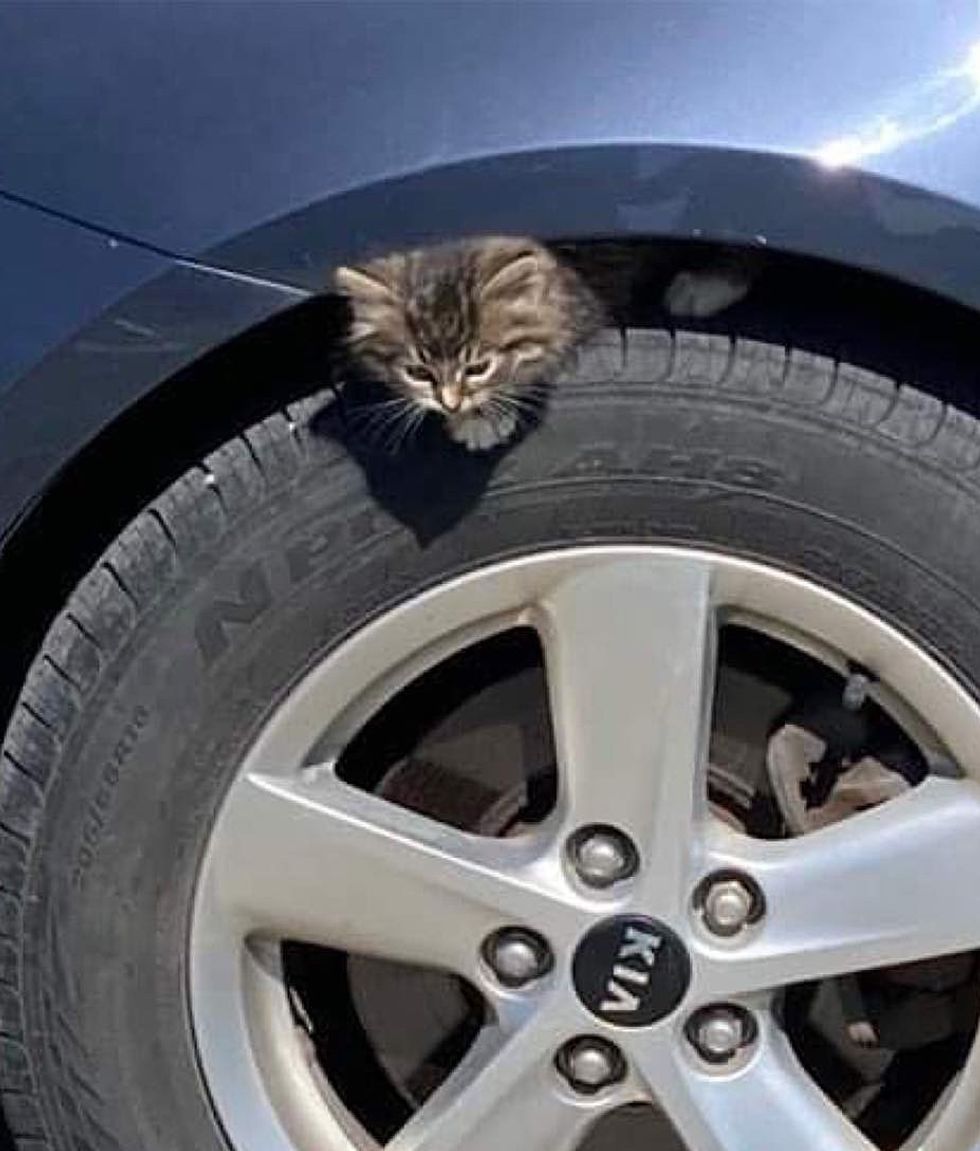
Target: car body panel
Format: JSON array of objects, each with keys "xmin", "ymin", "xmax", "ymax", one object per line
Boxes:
[
  {"xmin": 3, "ymin": 1, "xmax": 980, "ymax": 269},
  {"xmin": 207, "ymin": 143, "xmax": 980, "ymax": 310},
  {"xmin": 0, "ymin": 208, "xmax": 303, "ymax": 539},
  {"xmin": 0, "ymin": 195, "xmax": 167, "ymax": 395},
  {"xmin": 3, "ymin": 0, "xmax": 980, "ymax": 547}
]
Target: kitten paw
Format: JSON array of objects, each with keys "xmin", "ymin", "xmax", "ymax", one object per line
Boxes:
[
  {"xmin": 448, "ymin": 410, "xmax": 518, "ymax": 451},
  {"xmin": 664, "ymin": 268, "xmax": 753, "ymax": 318}
]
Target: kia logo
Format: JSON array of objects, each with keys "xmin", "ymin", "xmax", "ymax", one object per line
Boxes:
[
  {"xmin": 599, "ymin": 924, "xmax": 664, "ymax": 1014},
  {"xmin": 572, "ymin": 915, "xmax": 690, "ymax": 1027}
]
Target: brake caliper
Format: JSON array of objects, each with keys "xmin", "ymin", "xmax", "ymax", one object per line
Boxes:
[
  {"xmin": 765, "ymin": 668, "xmax": 927, "ymax": 836},
  {"xmin": 765, "ymin": 668, "xmax": 942, "ymax": 1053}
]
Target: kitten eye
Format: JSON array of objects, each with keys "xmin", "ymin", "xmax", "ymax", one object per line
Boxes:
[
  {"xmin": 402, "ymin": 363, "xmax": 434, "ymax": 385},
  {"xmin": 464, "ymin": 356, "xmax": 495, "ymax": 380}
]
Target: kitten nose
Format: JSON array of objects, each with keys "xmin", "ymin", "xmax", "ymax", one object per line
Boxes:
[{"xmin": 438, "ymin": 384, "xmax": 463, "ymax": 412}]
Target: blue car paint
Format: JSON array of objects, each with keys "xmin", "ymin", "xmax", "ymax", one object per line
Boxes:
[
  {"xmin": 0, "ymin": 195, "xmax": 165, "ymax": 394},
  {"xmin": 3, "ymin": 1, "xmax": 980, "ymax": 259},
  {"xmin": 0, "ymin": 233, "xmax": 302, "ymax": 539},
  {"xmin": 3, "ymin": 0, "xmax": 980, "ymax": 548}
]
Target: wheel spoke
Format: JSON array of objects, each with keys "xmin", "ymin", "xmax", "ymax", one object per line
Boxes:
[
  {"xmin": 203, "ymin": 770, "xmax": 576, "ymax": 976},
  {"xmin": 639, "ymin": 1018, "xmax": 873, "ymax": 1151},
  {"xmin": 389, "ymin": 1021, "xmax": 607, "ymax": 1151},
  {"xmin": 536, "ymin": 555, "xmax": 716, "ymax": 911},
  {"xmin": 700, "ymin": 778, "xmax": 980, "ymax": 997}
]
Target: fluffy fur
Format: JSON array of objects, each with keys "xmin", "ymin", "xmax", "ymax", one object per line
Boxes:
[{"xmin": 335, "ymin": 237, "xmax": 602, "ymax": 451}]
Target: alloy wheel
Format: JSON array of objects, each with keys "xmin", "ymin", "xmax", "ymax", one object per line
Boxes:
[{"xmin": 191, "ymin": 547, "xmax": 980, "ymax": 1151}]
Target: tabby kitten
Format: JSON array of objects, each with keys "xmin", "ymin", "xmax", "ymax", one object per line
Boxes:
[{"xmin": 335, "ymin": 236, "xmax": 602, "ymax": 451}]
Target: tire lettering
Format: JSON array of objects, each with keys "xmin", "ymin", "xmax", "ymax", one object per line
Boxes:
[
  {"xmin": 195, "ymin": 563, "xmax": 273, "ymax": 665},
  {"xmin": 71, "ymin": 706, "xmax": 149, "ymax": 890},
  {"xmin": 285, "ymin": 524, "xmax": 342, "ymax": 584}
]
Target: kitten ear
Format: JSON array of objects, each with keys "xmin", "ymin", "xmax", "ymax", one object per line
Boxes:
[
  {"xmin": 477, "ymin": 239, "xmax": 551, "ymax": 301},
  {"xmin": 334, "ymin": 262, "xmax": 400, "ymax": 304}
]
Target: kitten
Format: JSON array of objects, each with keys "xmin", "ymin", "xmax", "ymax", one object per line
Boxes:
[
  {"xmin": 335, "ymin": 236, "xmax": 603, "ymax": 451},
  {"xmin": 336, "ymin": 236, "xmax": 761, "ymax": 452}
]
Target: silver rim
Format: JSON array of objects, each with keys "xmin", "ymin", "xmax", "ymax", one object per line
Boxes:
[{"xmin": 190, "ymin": 546, "xmax": 980, "ymax": 1151}]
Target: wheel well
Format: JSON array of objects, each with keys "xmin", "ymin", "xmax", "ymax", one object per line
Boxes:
[{"xmin": 1, "ymin": 238, "xmax": 979, "ymax": 726}]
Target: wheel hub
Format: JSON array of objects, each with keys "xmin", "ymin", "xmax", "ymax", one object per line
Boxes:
[{"xmin": 571, "ymin": 915, "xmax": 691, "ymax": 1027}]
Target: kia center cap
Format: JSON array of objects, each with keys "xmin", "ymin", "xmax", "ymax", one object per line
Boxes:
[{"xmin": 572, "ymin": 915, "xmax": 691, "ymax": 1027}]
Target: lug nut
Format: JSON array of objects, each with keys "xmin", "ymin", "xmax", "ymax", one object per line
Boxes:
[
  {"xmin": 483, "ymin": 928, "xmax": 552, "ymax": 988},
  {"xmin": 556, "ymin": 1036, "xmax": 627, "ymax": 1094},
  {"xmin": 568, "ymin": 826, "xmax": 639, "ymax": 888},
  {"xmin": 687, "ymin": 1005, "xmax": 757, "ymax": 1064},
  {"xmin": 697, "ymin": 871, "xmax": 763, "ymax": 937}
]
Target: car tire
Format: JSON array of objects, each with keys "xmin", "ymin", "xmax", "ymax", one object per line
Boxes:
[{"xmin": 3, "ymin": 327, "xmax": 980, "ymax": 1151}]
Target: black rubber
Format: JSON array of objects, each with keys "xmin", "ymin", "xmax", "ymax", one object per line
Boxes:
[{"xmin": 4, "ymin": 328, "xmax": 980, "ymax": 1150}]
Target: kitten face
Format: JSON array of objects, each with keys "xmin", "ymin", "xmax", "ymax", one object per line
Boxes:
[{"xmin": 335, "ymin": 237, "xmax": 601, "ymax": 449}]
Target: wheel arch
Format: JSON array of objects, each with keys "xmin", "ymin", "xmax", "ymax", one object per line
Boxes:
[
  {"xmin": 208, "ymin": 143, "xmax": 980, "ymax": 312},
  {"xmin": 4, "ymin": 142, "xmax": 980, "ymax": 731}
]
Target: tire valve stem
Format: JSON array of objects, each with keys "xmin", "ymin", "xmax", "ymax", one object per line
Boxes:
[
  {"xmin": 842, "ymin": 665, "xmax": 876, "ymax": 712},
  {"xmin": 837, "ymin": 974, "xmax": 879, "ymax": 1048}
]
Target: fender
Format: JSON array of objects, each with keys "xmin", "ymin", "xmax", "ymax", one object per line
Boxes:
[
  {"xmin": 208, "ymin": 143, "xmax": 980, "ymax": 311},
  {"xmin": 4, "ymin": 139, "xmax": 980, "ymax": 556}
]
